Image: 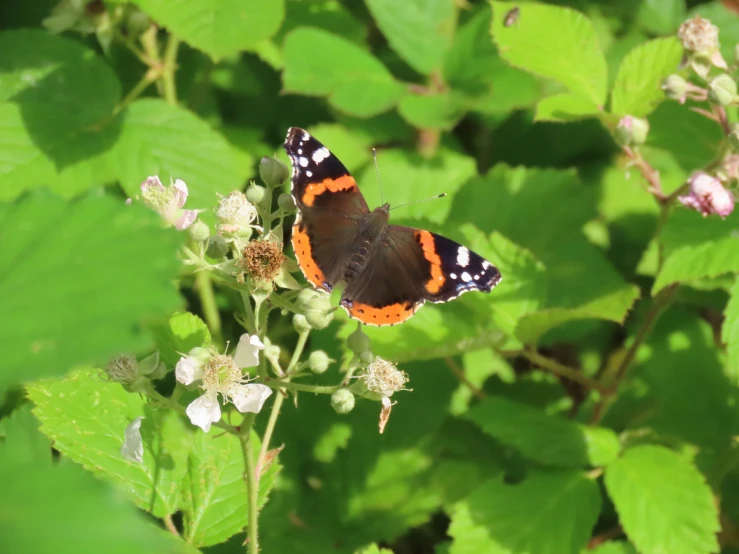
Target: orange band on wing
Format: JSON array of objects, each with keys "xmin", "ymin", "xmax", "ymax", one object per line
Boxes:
[
  {"xmin": 292, "ymin": 221, "xmax": 329, "ymax": 290},
  {"xmin": 343, "ymin": 300, "xmax": 420, "ymax": 326},
  {"xmin": 302, "ymin": 175, "xmax": 357, "ymax": 207},
  {"xmin": 414, "ymin": 230, "xmax": 445, "ymax": 294}
]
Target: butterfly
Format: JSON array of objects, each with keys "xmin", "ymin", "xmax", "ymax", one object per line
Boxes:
[{"xmin": 284, "ymin": 127, "xmax": 502, "ymax": 326}]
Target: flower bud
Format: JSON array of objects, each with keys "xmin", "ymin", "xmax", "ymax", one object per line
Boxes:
[
  {"xmin": 126, "ymin": 10, "xmax": 150, "ymax": 38},
  {"xmin": 308, "ymin": 350, "xmax": 331, "ymax": 374},
  {"xmin": 296, "ymin": 289, "xmax": 333, "ymax": 329},
  {"xmin": 293, "ymin": 314, "xmax": 312, "ymax": 334},
  {"xmin": 278, "ymin": 193, "xmax": 296, "ymax": 213},
  {"xmin": 188, "ymin": 219, "xmax": 209, "ymax": 242},
  {"xmin": 264, "ymin": 343, "xmax": 281, "ymax": 363},
  {"xmin": 331, "ymin": 389, "xmax": 355, "ymax": 414},
  {"xmin": 678, "ymin": 171, "xmax": 734, "ymax": 218},
  {"xmin": 678, "ymin": 15, "xmax": 719, "ymax": 54},
  {"xmin": 205, "ymin": 235, "xmax": 229, "ymax": 259},
  {"xmin": 245, "ymin": 183, "xmax": 266, "ymax": 205},
  {"xmin": 662, "ymin": 74, "xmax": 688, "ymax": 103},
  {"xmin": 259, "ymin": 156, "xmax": 289, "ymax": 187},
  {"xmin": 614, "ymin": 115, "xmax": 649, "ymax": 147},
  {"xmin": 347, "ymin": 326, "xmax": 371, "ymax": 355},
  {"xmin": 708, "ymin": 74, "xmax": 737, "ymax": 107}
]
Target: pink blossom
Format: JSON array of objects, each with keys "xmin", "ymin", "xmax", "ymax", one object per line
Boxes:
[{"xmin": 678, "ymin": 171, "xmax": 734, "ymax": 217}]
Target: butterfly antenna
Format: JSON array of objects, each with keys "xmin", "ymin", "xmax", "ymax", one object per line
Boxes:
[
  {"xmin": 389, "ymin": 193, "xmax": 447, "ymax": 211},
  {"xmin": 373, "ymin": 148, "xmax": 384, "ymax": 205}
]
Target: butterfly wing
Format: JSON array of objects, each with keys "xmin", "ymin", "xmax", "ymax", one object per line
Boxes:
[
  {"xmin": 340, "ymin": 226, "xmax": 502, "ymax": 326},
  {"xmin": 284, "ymin": 127, "xmax": 370, "ymax": 292}
]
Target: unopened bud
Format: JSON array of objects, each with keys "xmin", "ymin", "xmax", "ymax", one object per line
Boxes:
[
  {"xmin": 331, "ymin": 389, "xmax": 355, "ymax": 414},
  {"xmin": 188, "ymin": 219, "xmax": 209, "ymax": 242},
  {"xmin": 347, "ymin": 327, "xmax": 371, "ymax": 355},
  {"xmin": 615, "ymin": 116, "xmax": 649, "ymax": 147},
  {"xmin": 245, "ymin": 183, "xmax": 266, "ymax": 205},
  {"xmin": 296, "ymin": 289, "xmax": 333, "ymax": 329},
  {"xmin": 708, "ymin": 74, "xmax": 737, "ymax": 107},
  {"xmin": 662, "ymin": 74, "xmax": 688, "ymax": 103},
  {"xmin": 293, "ymin": 314, "xmax": 311, "ymax": 334},
  {"xmin": 278, "ymin": 193, "xmax": 295, "ymax": 213},
  {"xmin": 308, "ymin": 350, "xmax": 331, "ymax": 374},
  {"xmin": 679, "ymin": 171, "xmax": 734, "ymax": 218},
  {"xmin": 259, "ymin": 156, "xmax": 289, "ymax": 187},
  {"xmin": 205, "ymin": 235, "xmax": 228, "ymax": 259}
]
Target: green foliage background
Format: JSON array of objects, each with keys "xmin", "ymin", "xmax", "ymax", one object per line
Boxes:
[{"xmin": 1, "ymin": 0, "xmax": 739, "ymax": 553}]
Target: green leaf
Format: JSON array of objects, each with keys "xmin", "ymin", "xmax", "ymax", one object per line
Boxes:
[
  {"xmin": 365, "ymin": 0, "xmax": 455, "ymax": 75},
  {"xmin": 1, "ymin": 404, "xmax": 51, "ymax": 466},
  {"xmin": 653, "ymin": 208, "xmax": 739, "ymax": 294},
  {"xmin": 182, "ymin": 430, "xmax": 280, "ymax": 547},
  {"xmin": 0, "ymin": 444, "xmax": 194, "ymax": 554},
  {"xmin": 358, "ymin": 147, "xmax": 476, "ymax": 224},
  {"xmin": 149, "ymin": 312, "xmax": 212, "ymax": 368},
  {"xmin": 282, "ymin": 27, "xmax": 406, "ymax": 117},
  {"xmin": 611, "ymin": 38, "xmax": 682, "ymax": 117},
  {"xmin": 636, "ymin": 0, "xmax": 685, "ymax": 35},
  {"xmin": 398, "ymin": 91, "xmax": 463, "ymax": 130},
  {"xmin": 448, "ymin": 471, "xmax": 601, "ymax": 554},
  {"xmin": 466, "ymin": 396, "xmax": 620, "ymax": 467},
  {"xmin": 0, "ymin": 30, "xmax": 120, "ymax": 200},
  {"xmin": 723, "ymin": 278, "xmax": 739, "ymax": 381},
  {"xmin": 647, "ymin": 101, "xmax": 724, "ymax": 171},
  {"xmin": 27, "ymin": 369, "xmax": 192, "ymax": 517},
  {"xmin": 534, "ymin": 93, "xmax": 600, "ymax": 122},
  {"xmin": 605, "ymin": 445, "xmax": 720, "ymax": 554},
  {"xmin": 0, "ymin": 195, "xmax": 183, "ymax": 389},
  {"xmin": 590, "ymin": 543, "xmax": 638, "ymax": 554},
  {"xmin": 457, "ymin": 227, "xmax": 547, "ymax": 338},
  {"xmin": 114, "ymin": 99, "xmax": 245, "ymax": 211},
  {"xmin": 490, "ymin": 2, "xmax": 607, "ymax": 107},
  {"xmin": 131, "ymin": 0, "xmax": 285, "ymax": 59}
]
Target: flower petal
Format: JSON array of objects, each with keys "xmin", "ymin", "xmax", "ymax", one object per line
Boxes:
[
  {"xmin": 229, "ymin": 383, "xmax": 272, "ymax": 413},
  {"xmin": 174, "ymin": 209, "xmax": 202, "ymax": 230},
  {"xmin": 233, "ymin": 334, "xmax": 265, "ymax": 368},
  {"xmin": 120, "ymin": 416, "xmax": 145, "ymax": 463},
  {"xmin": 175, "ymin": 356, "xmax": 204, "ymax": 385},
  {"xmin": 172, "ymin": 179, "xmax": 189, "ymax": 208},
  {"xmin": 186, "ymin": 392, "xmax": 221, "ymax": 432}
]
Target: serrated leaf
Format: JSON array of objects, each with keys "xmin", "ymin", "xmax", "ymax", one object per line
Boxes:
[
  {"xmin": 114, "ymin": 99, "xmax": 245, "ymax": 211},
  {"xmin": 182, "ymin": 430, "xmax": 280, "ymax": 547},
  {"xmin": 466, "ymin": 396, "xmax": 620, "ymax": 467},
  {"xmin": 449, "ymin": 471, "xmax": 601, "ymax": 554},
  {"xmin": 611, "ymin": 37, "xmax": 683, "ymax": 117},
  {"xmin": 605, "ymin": 445, "xmax": 720, "ymax": 554},
  {"xmin": 0, "ymin": 194, "xmax": 183, "ymax": 389},
  {"xmin": 149, "ymin": 312, "xmax": 211, "ymax": 368},
  {"xmin": 27, "ymin": 369, "xmax": 192, "ymax": 517},
  {"xmin": 534, "ymin": 93, "xmax": 600, "ymax": 122},
  {"xmin": 723, "ymin": 278, "xmax": 739, "ymax": 382},
  {"xmin": 282, "ymin": 27, "xmax": 406, "ymax": 117},
  {"xmin": 0, "ymin": 447, "xmax": 194, "ymax": 554},
  {"xmin": 131, "ymin": 0, "xmax": 285, "ymax": 59},
  {"xmin": 365, "ymin": 0, "xmax": 455, "ymax": 75},
  {"xmin": 1, "ymin": 404, "xmax": 51, "ymax": 466},
  {"xmin": 490, "ymin": 2, "xmax": 607, "ymax": 107},
  {"xmin": 0, "ymin": 30, "xmax": 120, "ymax": 200},
  {"xmin": 358, "ymin": 147, "xmax": 476, "ymax": 224}
]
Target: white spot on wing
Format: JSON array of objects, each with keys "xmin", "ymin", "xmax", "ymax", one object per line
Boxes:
[
  {"xmin": 461, "ymin": 272, "xmax": 472, "ymax": 282},
  {"xmin": 450, "ymin": 273, "xmax": 457, "ymax": 280},
  {"xmin": 299, "ymin": 157, "xmax": 309, "ymax": 167},
  {"xmin": 457, "ymin": 247, "xmax": 470, "ymax": 267},
  {"xmin": 474, "ymin": 274, "xmax": 480, "ymax": 280},
  {"xmin": 312, "ymin": 147, "xmax": 330, "ymax": 164},
  {"xmin": 306, "ymin": 170, "xmax": 312, "ymax": 177},
  {"xmin": 302, "ymin": 130, "xmax": 310, "ymax": 141},
  {"xmin": 482, "ymin": 261, "xmax": 491, "ymax": 270},
  {"xmin": 297, "ymin": 148, "xmax": 302, "ymax": 155}
]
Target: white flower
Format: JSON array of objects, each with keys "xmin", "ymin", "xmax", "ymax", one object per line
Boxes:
[
  {"xmin": 140, "ymin": 176, "xmax": 203, "ymax": 230},
  {"xmin": 120, "ymin": 416, "xmax": 145, "ymax": 463},
  {"xmin": 175, "ymin": 336, "xmax": 272, "ymax": 432},
  {"xmin": 216, "ymin": 191, "xmax": 258, "ymax": 235}
]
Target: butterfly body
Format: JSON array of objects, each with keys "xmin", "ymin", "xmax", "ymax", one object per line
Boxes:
[{"xmin": 284, "ymin": 127, "xmax": 502, "ymax": 326}]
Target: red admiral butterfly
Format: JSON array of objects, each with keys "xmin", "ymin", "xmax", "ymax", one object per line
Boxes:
[{"xmin": 284, "ymin": 127, "xmax": 502, "ymax": 326}]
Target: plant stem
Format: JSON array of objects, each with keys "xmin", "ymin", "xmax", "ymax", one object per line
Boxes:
[
  {"xmin": 623, "ymin": 146, "xmax": 665, "ymax": 202},
  {"xmin": 161, "ymin": 34, "xmax": 180, "ymax": 106},
  {"xmin": 239, "ymin": 414, "xmax": 259, "ymax": 554},
  {"xmin": 112, "ymin": 70, "xmax": 157, "ymax": 116},
  {"xmin": 264, "ymin": 380, "xmax": 341, "ymax": 395},
  {"xmin": 445, "ymin": 357, "xmax": 485, "ymax": 399},
  {"xmin": 195, "ymin": 271, "xmax": 223, "ymax": 346},
  {"xmin": 517, "ymin": 348, "xmax": 609, "ymax": 392}
]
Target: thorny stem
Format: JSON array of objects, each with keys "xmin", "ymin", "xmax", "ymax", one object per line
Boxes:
[
  {"xmin": 714, "ymin": 105, "xmax": 732, "ymax": 136},
  {"xmin": 239, "ymin": 413, "xmax": 259, "ymax": 554},
  {"xmin": 623, "ymin": 146, "xmax": 666, "ymax": 203},
  {"xmin": 591, "ymin": 284, "xmax": 679, "ymax": 424},
  {"xmin": 112, "ymin": 70, "xmax": 157, "ymax": 116},
  {"xmin": 163, "ymin": 514, "xmax": 180, "ymax": 536},
  {"xmin": 161, "ymin": 34, "xmax": 180, "ymax": 106}
]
